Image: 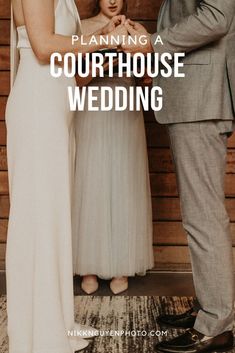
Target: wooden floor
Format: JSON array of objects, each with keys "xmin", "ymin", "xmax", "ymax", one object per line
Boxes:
[
  {"xmin": 0, "ymin": 271, "xmax": 195, "ymax": 296},
  {"xmin": 1, "ymin": 295, "xmax": 235, "ymax": 353},
  {"xmin": 0, "ymin": 295, "xmax": 195, "ymax": 353}
]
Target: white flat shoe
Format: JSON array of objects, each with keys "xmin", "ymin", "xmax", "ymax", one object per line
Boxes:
[
  {"xmin": 73, "ymin": 322, "xmax": 98, "ymax": 339},
  {"xmin": 69, "ymin": 337, "xmax": 89, "ymax": 352},
  {"xmin": 110, "ymin": 277, "xmax": 128, "ymax": 295}
]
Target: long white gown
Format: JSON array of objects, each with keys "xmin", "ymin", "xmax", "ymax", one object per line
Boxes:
[
  {"xmin": 72, "ymin": 59, "xmax": 154, "ymax": 277},
  {"xmin": 5, "ymin": 1, "xmax": 81, "ymax": 353}
]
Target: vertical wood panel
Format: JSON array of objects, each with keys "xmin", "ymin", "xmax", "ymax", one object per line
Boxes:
[
  {"xmin": 0, "ymin": 72, "xmax": 10, "ymax": 95},
  {"xmin": 0, "ymin": 121, "xmax": 6, "ymax": 145},
  {"xmin": 0, "ymin": 5, "xmax": 9, "ymax": 256},
  {"xmin": 0, "ymin": 20, "xmax": 10, "ymax": 44},
  {"xmin": 0, "ymin": 47, "xmax": 10, "ymax": 70},
  {"xmin": 76, "ymin": 0, "xmax": 97, "ymax": 19},
  {"xmin": 0, "ymin": 195, "xmax": 9, "ymax": 218},
  {"xmin": 0, "ymin": 97, "xmax": 7, "ymax": 121},
  {"xmin": 126, "ymin": 0, "xmax": 162, "ymax": 20},
  {"xmin": 0, "ymin": 0, "xmax": 10, "ymax": 19}
]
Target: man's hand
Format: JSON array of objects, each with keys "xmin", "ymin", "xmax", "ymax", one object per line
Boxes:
[
  {"xmin": 126, "ymin": 20, "xmax": 148, "ymax": 35},
  {"xmin": 122, "ymin": 20, "xmax": 153, "ymax": 54}
]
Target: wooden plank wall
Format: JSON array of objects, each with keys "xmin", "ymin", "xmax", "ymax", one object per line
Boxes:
[{"xmin": 1, "ymin": 0, "xmax": 235, "ymax": 272}]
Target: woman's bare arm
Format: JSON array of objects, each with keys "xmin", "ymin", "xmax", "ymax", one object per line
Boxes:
[{"xmin": 19, "ymin": 0, "xmax": 122, "ymax": 63}]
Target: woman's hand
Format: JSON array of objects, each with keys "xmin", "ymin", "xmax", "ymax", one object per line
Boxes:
[
  {"xmin": 105, "ymin": 23, "xmax": 128, "ymax": 48},
  {"xmin": 101, "ymin": 15, "xmax": 126, "ymax": 34},
  {"xmin": 110, "ymin": 23, "xmax": 128, "ymax": 38}
]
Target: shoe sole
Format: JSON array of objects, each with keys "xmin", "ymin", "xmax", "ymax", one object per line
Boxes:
[
  {"xmin": 155, "ymin": 344, "xmax": 234, "ymax": 353},
  {"xmin": 157, "ymin": 321, "xmax": 195, "ymax": 329}
]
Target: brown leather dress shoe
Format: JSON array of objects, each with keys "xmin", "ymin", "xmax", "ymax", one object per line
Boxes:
[{"xmin": 155, "ymin": 328, "xmax": 234, "ymax": 352}]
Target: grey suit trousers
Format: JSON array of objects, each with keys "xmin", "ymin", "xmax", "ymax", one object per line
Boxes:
[{"xmin": 167, "ymin": 120, "xmax": 235, "ymax": 336}]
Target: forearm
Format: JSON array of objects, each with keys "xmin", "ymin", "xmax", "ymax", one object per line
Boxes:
[
  {"xmin": 151, "ymin": 0, "xmax": 235, "ymax": 55},
  {"xmin": 21, "ymin": 0, "xmax": 124, "ymax": 64},
  {"xmin": 93, "ymin": 28, "xmax": 105, "ymax": 35},
  {"xmin": 21, "ymin": 0, "xmax": 108, "ymax": 63},
  {"xmin": 34, "ymin": 33, "xmax": 107, "ymax": 63}
]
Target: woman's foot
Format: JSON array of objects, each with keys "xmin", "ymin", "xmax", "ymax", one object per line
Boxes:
[
  {"xmin": 69, "ymin": 336, "xmax": 89, "ymax": 352},
  {"xmin": 73, "ymin": 322, "xmax": 98, "ymax": 339},
  {"xmin": 81, "ymin": 275, "xmax": 99, "ymax": 295},
  {"xmin": 110, "ymin": 277, "xmax": 128, "ymax": 295}
]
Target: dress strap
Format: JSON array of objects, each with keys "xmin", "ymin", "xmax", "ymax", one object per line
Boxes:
[
  {"xmin": 70, "ymin": 0, "xmax": 82, "ymax": 35},
  {"xmin": 10, "ymin": 4, "xmax": 19, "ymax": 87}
]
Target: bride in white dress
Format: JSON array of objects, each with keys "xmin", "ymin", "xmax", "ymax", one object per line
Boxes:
[
  {"xmin": 72, "ymin": 0, "xmax": 154, "ymax": 295},
  {"xmin": 6, "ymin": 1, "xmax": 125, "ymax": 352}
]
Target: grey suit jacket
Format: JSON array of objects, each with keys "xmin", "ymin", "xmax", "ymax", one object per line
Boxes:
[{"xmin": 151, "ymin": 0, "xmax": 235, "ymax": 124}]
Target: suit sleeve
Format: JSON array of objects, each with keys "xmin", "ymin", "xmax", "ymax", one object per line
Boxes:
[{"xmin": 151, "ymin": 0, "xmax": 235, "ymax": 55}]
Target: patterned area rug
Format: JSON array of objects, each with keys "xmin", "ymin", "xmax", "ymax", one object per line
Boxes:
[{"xmin": 0, "ymin": 295, "xmax": 234, "ymax": 353}]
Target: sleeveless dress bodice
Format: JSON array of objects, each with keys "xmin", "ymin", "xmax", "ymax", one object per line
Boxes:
[{"xmin": 17, "ymin": 0, "xmax": 80, "ymax": 49}]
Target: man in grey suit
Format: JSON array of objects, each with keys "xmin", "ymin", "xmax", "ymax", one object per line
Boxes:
[{"xmin": 123, "ymin": 0, "xmax": 235, "ymax": 352}]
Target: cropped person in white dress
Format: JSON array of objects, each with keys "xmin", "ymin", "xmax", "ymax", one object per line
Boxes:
[
  {"xmin": 6, "ymin": 1, "xmax": 125, "ymax": 352},
  {"xmin": 72, "ymin": 0, "xmax": 154, "ymax": 295}
]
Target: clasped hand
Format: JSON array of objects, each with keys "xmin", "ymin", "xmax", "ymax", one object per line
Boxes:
[{"xmin": 102, "ymin": 15, "xmax": 153, "ymax": 54}]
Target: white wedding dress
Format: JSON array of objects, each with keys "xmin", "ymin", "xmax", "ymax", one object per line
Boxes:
[
  {"xmin": 72, "ymin": 39, "xmax": 154, "ymax": 277},
  {"xmin": 6, "ymin": 1, "xmax": 83, "ymax": 353}
]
